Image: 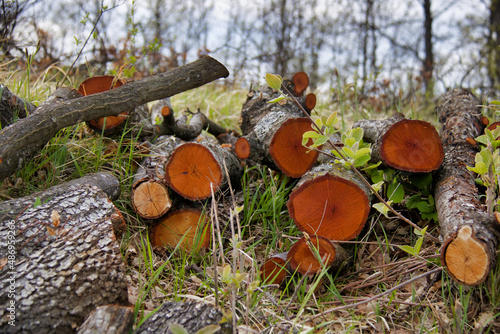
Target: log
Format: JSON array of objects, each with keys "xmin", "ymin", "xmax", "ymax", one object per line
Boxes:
[
  {"xmin": 150, "ymin": 208, "xmax": 211, "ymax": 251},
  {"xmin": 134, "ymin": 300, "xmax": 232, "ymax": 334},
  {"xmin": 77, "ymin": 305, "xmax": 134, "ymax": 334},
  {"xmin": 164, "ymin": 136, "xmax": 243, "ymax": 200},
  {"xmin": 289, "ymin": 71, "xmax": 309, "ymax": 96},
  {"xmin": 0, "ymin": 55, "xmax": 229, "ymax": 182},
  {"xmin": 287, "ymin": 163, "xmax": 371, "ymax": 241},
  {"xmin": 0, "ymin": 84, "xmax": 36, "ymax": 127},
  {"xmin": 0, "ymin": 182, "xmax": 129, "ymax": 333},
  {"xmin": 353, "ymin": 113, "xmax": 444, "ymax": 172},
  {"xmin": 287, "ymin": 235, "xmax": 349, "ymax": 276},
  {"xmin": 0, "ymin": 171, "xmax": 121, "ymax": 222},
  {"xmin": 260, "ymin": 252, "xmax": 289, "ymax": 285},
  {"xmin": 131, "ymin": 136, "xmax": 183, "ymax": 219},
  {"xmin": 435, "ymin": 88, "xmax": 498, "ymax": 285},
  {"xmin": 78, "ymin": 75, "xmax": 129, "ymax": 134}
]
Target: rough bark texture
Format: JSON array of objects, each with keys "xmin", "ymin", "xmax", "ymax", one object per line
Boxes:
[
  {"xmin": 0, "ymin": 171, "xmax": 121, "ymax": 222},
  {"xmin": 0, "ymin": 55, "xmax": 229, "ymax": 182},
  {"xmin": 77, "ymin": 305, "xmax": 134, "ymax": 334},
  {"xmin": 0, "ymin": 84, "xmax": 36, "ymax": 127},
  {"xmin": 239, "ymin": 86, "xmax": 307, "ymax": 136},
  {"xmin": 135, "ymin": 301, "xmax": 232, "ymax": 334},
  {"xmin": 0, "ymin": 183, "xmax": 129, "ymax": 333},
  {"xmin": 435, "ymin": 88, "xmax": 497, "ymax": 285}
]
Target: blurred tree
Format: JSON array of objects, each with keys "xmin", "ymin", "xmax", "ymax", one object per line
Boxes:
[
  {"xmin": 0, "ymin": 0, "xmax": 40, "ymax": 57},
  {"xmin": 488, "ymin": 0, "xmax": 500, "ymax": 89}
]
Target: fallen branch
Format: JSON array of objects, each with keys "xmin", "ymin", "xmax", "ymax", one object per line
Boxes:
[
  {"xmin": 0, "ymin": 55, "xmax": 229, "ymax": 182},
  {"xmin": 435, "ymin": 88, "xmax": 498, "ymax": 285}
]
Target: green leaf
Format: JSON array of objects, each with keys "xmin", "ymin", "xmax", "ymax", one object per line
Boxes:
[
  {"xmin": 371, "ymin": 181, "xmax": 385, "ymax": 193},
  {"xmin": 475, "ymin": 161, "xmax": 488, "ymax": 175},
  {"xmin": 416, "ymin": 201, "xmax": 434, "ymax": 213},
  {"xmin": 351, "ymin": 127, "xmax": 364, "ymax": 142},
  {"xmin": 406, "ymin": 194, "xmax": 421, "ymax": 209},
  {"xmin": 265, "ymin": 73, "xmax": 283, "ymax": 91},
  {"xmin": 490, "ymin": 100, "xmax": 500, "ymax": 105},
  {"xmin": 342, "ymin": 146, "xmax": 355, "ymax": 158},
  {"xmin": 354, "ymin": 147, "xmax": 371, "ymax": 160},
  {"xmin": 413, "ymin": 236, "xmax": 424, "ymax": 254},
  {"xmin": 373, "ymin": 201, "xmax": 392, "ymax": 218},
  {"xmin": 409, "ymin": 173, "xmax": 433, "ymax": 190},
  {"xmin": 475, "ymin": 134, "xmax": 489, "ymax": 145},
  {"xmin": 325, "ymin": 112, "xmax": 338, "ymax": 127},
  {"xmin": 387, "ymin": 181, "xmax": 404, "ymax": 204},
  {"xmin": 480, "ymin": 148, "xmax": 493, "ymax": 167},
  {"xmin": 195, "ymin": 325, "xmax": 221, "ymax": 334},
  {"xmin": 33, "ymin": 197, "xmax": 42, "ymax": 208},
  {"xmin": 345, "ymin": 137, "xmax": 356, "ymax": 147},
  {"xmin": 414, "ymin": 226, "xmax": 428, "ymax": 237},
  {"xmin": 267, "ymin": 94, "xmax": 287, "ymax": 104},
  {"xmin": 398, "ymin": 245, "xmax": 416, "ymax": 256},
  {"xmin": 303, "ymin": 130, "xmax": 321, "ymax": 139},
  {"xmin": 314, "ymin": 118, "xmax": 323, "ymax": 129},
  {"xmin": 354, "ymin": 154, "xmax": 371, "ymax": 167},
  {"xmin": 170, "ymin": 323, "xmax": 189, "ymax": 334}
]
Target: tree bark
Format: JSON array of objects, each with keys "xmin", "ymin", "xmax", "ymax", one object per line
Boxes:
[
  {"xmin": 0, "ymin": 84, "xmax": 36, "ymax": 127},
  {"xmin": 435, "ymin": 88, "xmax": 498, "ymax": 286},
  {"xmin": 0, "ymin": 183, "xmax": 129, "ymax": 333},
  {"xmin": 0, "ymin": 55, "xmax": 229, "ymax": 182},
  {"xmin": 134, "ymin": 300, "xmax": 232, "ymax": 334},
  {"xmin": 0, "ymin": 171, "xmax": 121, "ymax": 222},
  {"xmin": 77, "ymin": 305, "xmax": 134, "ymax": 334}
]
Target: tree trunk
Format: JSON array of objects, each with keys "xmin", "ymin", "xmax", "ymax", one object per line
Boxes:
[
  {"xmin": 287, "ymin": 163, "xmax": 371, "ymax": 241},
  {"xmin": 353, "ymin": 113, "xmax": 444, "ymax": 172},
  {"xmin": 0, "ymin": 55, "xmax": 229, "ymax": 182},
  {"xmin": 435, "ymin": 88, "xmax": 498, "ymax": 286},
  {"xmin": 0, "ymin": 84, "xmax": 36, "ymax": 127},
  {"xmin": 0, "ymin": 182, "xmax": 129, "ymax": 333},
  {"xmin": 134, "ymin": 300, "xmax": 232, "ymax": 334},
  {"xmin": 422, "ymin": 0, "xmax": 434, "ymax": 95},
  {"xmin": 164, "ymin": 136, "xmax": 243, "ymax": 201},
  {"xmin": 77, "ymin": 305, "xmax": 134, "ymax": 334}
]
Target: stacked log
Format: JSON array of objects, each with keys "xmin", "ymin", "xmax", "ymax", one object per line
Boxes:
[
  {"xmin": 354, "ymin": 113, "xmax": 444, "ymax": 173},
  {"xmin": 237, "ymin": 84, "xmax": 319, "ymax": 178}
]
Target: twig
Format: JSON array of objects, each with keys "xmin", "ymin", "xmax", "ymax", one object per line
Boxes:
[
  {"xmin": 281, "ymin": 84, "xmax": 440, "ymax": 243},
  {"xmin": 310, "ymin": 267, "xmax": 442, "ymax": 321}
]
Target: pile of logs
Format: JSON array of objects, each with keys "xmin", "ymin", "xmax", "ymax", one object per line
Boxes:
[{"xmin": 1, "ymin": 53, "xmax": 499, "ymax": 333}]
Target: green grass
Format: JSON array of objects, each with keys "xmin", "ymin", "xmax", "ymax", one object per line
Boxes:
[{"xmin": 2, "ymin": 61, "xmax": 500, "ymax": 333}]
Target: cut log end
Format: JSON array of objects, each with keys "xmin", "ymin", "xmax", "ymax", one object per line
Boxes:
[
  {"xmin": 78, "ymin": 75, "xmax": 129, "ymax": 133},
  {"xmin": 292, "ymin": 72, "xmax": 309, "ymax": 96},
  {"xmin": 287, "ymin": 236, "xmax": 335, "ymax": 275},
  {"xmin": 151, "ymin": 209, "xmax": 211, "ymax": 251},
  {"xmin": 304, "ymin": 93, "xmax": 316, "ymax": 113},
  {"xmin": 165, "ymin": 142, "xmax": 223, "ymax": 200},
  {"xmin": 235, "ymin": 137, "xmax": 251, "ymax": 159},
  {"xmin": 380, "ymin": 119, "xmax": 444, "ymax": 172},
  {"xmin": 260, "ymin": 253, "xmax": 288, "ymax": 285},
  {"xmin": 269, "ymin": 117, "xmax": 320, "ymax": 178},
  {"xmin": 442, "ymin": 225, "xmax": 491, "ymax": 286},
  {"xmin": 287, "ymin": 174, "xmax": 370, "ymax": 241},
  {"xmin": 131, "ymin": 181, "xmax": 172, "ymax": 219}
]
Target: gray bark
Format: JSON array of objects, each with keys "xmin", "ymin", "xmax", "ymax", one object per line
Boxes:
[
  {"xmin": 77, "ymin": 305, "xmax": 134, "ymax": 334},
  {"xmin": 435, "ymin": 88, "xmax": 497, "ymax": 285},
  {"xmin": 0, "ymin": 183, "xmax": 129, "ymax": 333},
  {"xmin": 134, "ymin": 301, "xmax": 232, "ymax": 334},
  {"xmin": 0, "ymin": 172, "xmax": 121, "ymax": 222},
  {"xmin": 0, "ymin": 84, "xmax": 36, "ymax": 127}
]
